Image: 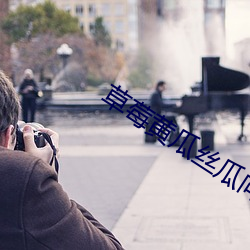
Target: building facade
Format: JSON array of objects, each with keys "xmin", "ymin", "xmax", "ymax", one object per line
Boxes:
[
  {"xmin": 10, "ymin": 0, "xmax": 138, "ymax": 51},
  {"xmin": 9, "ymin": 0, "xmax": 44, "ymax": 10},
  {"xmin": 52, "ymin": 0, "xmax": 138, "ymax": 51},
  {"xmin": 138, "ymin": 0, "xmax": 226, "ymax": 55}
]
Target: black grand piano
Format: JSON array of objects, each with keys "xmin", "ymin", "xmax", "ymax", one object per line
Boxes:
[{"xmin": 175, "ymin": 57, "xmax": 250, "ymax": 141}]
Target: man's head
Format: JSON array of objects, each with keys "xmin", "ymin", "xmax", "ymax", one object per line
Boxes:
[
  {"xmin": 0, "ymin": 71, "xmax": 20, "ymax": 149},
  {"xmin": 156, "ymin": 80, "xmax": 166, "ymax": 92}
]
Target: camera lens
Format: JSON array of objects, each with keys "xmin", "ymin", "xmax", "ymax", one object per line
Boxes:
[{"xmin": 18, "ymin": 122, "xmax": 44, "ymax": 131}]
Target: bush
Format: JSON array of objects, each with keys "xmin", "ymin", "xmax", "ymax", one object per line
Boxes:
[
  {"xmin": 128, "ymin": 49, "xmax": 153, "ymax": 89},
  {"xmin": 86, "ymin": 74, "xmax": 103, "ymax": 87}
]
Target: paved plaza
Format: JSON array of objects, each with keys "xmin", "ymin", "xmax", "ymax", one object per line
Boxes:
[{"xmin": 37, "ymin": 110, "xmax": 250, "ymax": 250}]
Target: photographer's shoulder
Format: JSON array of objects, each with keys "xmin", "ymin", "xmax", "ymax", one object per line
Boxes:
[{"xmin": 0, "ymin": 146, "xmax": 50, "ymax": 175}]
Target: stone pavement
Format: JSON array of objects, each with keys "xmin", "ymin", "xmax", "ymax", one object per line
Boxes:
[
  {"xmin": 50, "ymin": 124, "xmax": 164, "ymax": 229},
  {"xmin": 44, "ymin": 111, "xmax": 250, "ymax": 250},
  {"xmin": 111, "ymin": 119, "xmax": 250, "ymax": 249}
]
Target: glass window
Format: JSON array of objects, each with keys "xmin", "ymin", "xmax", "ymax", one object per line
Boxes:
[
  {"xmin": 89, "ymin": 22, "xmax": 95, "ymax": 33},
  {"xmin": 80, "ymin": 22, "xmax": 84, "ymax": 32},
  {"xmin": 102, "ymin": 3, "xmax": 111, "ymax": 16},
  {"xmin": 103, "ymin": 20, "xmax": 112, "ymax": 32},
  {"xmin": 128, "ymin": 21, "xmax": 136, "ymax": 32},
  {"xmin": 64, "ymin": 5, "xmax": 71, "ymax": 13},
  {"xmin": 205, "ymin": 0, "xmax": 224, "ymax": 9},
  {"xmin": 116, "ymin": 39, "xmax": 124, "ymax": 50},
  {"xmin": 128, "ymin": 3, "xmax": 137, "ymax": 16},
  {"xmin": 164, "ymin": 0, "xmax": 177, "ymax": 10},
  {"xmin": 75, "ymin": 5, "xmax": 84, "ymax": 16},
  {"xmin": 114, "ymin": 3, "xmax": 125, "ymax": 16},
  {"xmin": 89, "ymin": 4, "xmax": 97, "ymax": 17},
  {"xmin": 115, "ymin": 20, "xmax": 124, "ymax": 33}
]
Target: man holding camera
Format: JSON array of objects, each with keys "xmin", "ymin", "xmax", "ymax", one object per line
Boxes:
[{"xmin": 0, "ymin": 71, "xmax": 124, "ymax": 249}]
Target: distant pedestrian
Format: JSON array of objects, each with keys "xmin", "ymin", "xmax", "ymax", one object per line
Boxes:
[{"xmin": 19, "ymin": 69, "xmax": 39, "ymax": 122}]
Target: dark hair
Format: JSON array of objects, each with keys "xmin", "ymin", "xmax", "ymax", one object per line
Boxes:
[
  {"xmin": 156, "ymin": 81, "xmax": 166, "ymax": 90},
  {"xmin": 0, "ymin": 71, "xmax": 20, "ymax": 143}
]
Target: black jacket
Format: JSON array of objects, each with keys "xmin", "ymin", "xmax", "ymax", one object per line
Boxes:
[
  {"xmin": 150, "ymin": 89, "xmax": 163, "ymax": 114},
  {"xmin": 19, "ymin": 79, "xmax": 39, "ymax": 99}
]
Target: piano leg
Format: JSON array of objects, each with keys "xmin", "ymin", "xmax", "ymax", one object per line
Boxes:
[
  {"xmin": 238, "ymin": 109, "xmax": 247, "ymax": 142},
  {"xmin": 186, "ymin": 111, "xmax": 247, "ymax": 142},
  {"xmin": 186, "ymin": 115, "xmax": 195, "ymax": 134}
]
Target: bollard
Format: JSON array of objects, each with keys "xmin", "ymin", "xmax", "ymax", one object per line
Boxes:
[
  {"xmin": 168, "ymin": 129, "xmax": 180, "ymax": 146},
  {"xmin": 200, "ymin": 130, "xmax": 215, "ymax": 151},
  {"xmin": 179, "ymin": 135, "xmax": 197, "ymax": 159},
  {"xmin": 144, "ymin": 119, "xmax": 157, "ymax": 143}
]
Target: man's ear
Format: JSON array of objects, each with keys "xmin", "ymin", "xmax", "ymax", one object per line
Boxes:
[{"xmin": 2, "ymin": 125, "xmax": 15, "ymax": 149}]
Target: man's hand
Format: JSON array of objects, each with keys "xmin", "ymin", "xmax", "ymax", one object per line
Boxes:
[{"xmin": 22, "ymin": 125, "xmax": 59, "ymax": 165}]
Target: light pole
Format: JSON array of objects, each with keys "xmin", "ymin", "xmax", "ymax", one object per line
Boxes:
[
  {"xmin": 56, "ymin": 43, "xmax": 73, "ymax": 68},
  {"xmin": 56, "ymin": 43, "xmax": 73, "ymax": 89}
]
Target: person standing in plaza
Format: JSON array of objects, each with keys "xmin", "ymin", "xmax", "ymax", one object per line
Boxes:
[{"xmin": 19, "ymin": 69, "xmax": 39, "ymax": 123}]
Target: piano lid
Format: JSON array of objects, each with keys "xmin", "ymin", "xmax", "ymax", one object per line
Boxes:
[{"xmin": 201, "ymin": 57, "xmax": 250, "ymax": 92}]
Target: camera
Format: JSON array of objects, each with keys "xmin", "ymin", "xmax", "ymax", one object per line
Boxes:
[{"xmin": 14, "ymin": 122, "xmax": 46, "ymax": 151}]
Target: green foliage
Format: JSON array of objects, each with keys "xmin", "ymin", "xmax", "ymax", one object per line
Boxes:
[
  {"xmin": 92, "ymin": 17, "xmax": 111, "ymax": 47},
  {"xmin": 1, "ymin": 0, "xmax": 80, "ymax": 42},
  {"xmin": 86, "ymin": 73, "xmax": 104, "ymax": 87},
  {"xmin": 128, "ymin": 50, "xmax": 153, "ymax": 88}
]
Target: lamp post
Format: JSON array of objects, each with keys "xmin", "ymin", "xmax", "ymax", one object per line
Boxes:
[{"xmin": 56, "ymin": 43, "xmax": 73, "ymax": 68}]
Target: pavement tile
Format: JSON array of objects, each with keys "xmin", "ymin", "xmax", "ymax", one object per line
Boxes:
[
  {"xmin": 43, "ymin": 109, "xmax": 250, "ymax": 249},
  {"xmin": 112, "ymin": 120, "xmax": 250, "ymax": 249}
]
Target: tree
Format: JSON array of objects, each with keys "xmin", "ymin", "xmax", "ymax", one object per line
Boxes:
[
  {"xmin": 91, "ymin": 17, "xmax": 112, "ymax": 47},
  {"xmin": 13, "ymin": 33, "xmax": 121, "ymax": 90},
  {"xmin": 1, "ymin": 0, "xmax": 80, "ymax": 43},
  {"xmin": 128, "ymin": 49, "xmax": 153, "ymax": 88}
]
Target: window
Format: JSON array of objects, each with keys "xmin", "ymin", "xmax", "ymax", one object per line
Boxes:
[
  {"xmin": 103, "ymin": 20, "xmax": 112, "ymax": 32},
  {"xmin": 128, "ymin": 20, "xmax": 137, "ymax": 32},
  {"xmin": 80, "ymin": 22, "xmax": 84, "ymax": 32},
  {"xmin": 89, "ymin": 22, "xmax": 95, "ymax": 33},
  {"xmin": 89, "ymin": 4, "xmax": 96, "ymax": 17},
  {"xmin": 128, "ymin": 3, "xmax": 137, "ymax": 16},
  {"xmin": 164, "ymin": 0, "xmax": 177, "ymax": 10},
  {"xmin": 64, "ymin": 5, "xmax": 71, "ymax": 13},
  {"xmin": 114, "ymin": 3, "xmax": 125, "ymax": 16},
  {"xmin": 205, "ymin": 0, "xmax": 225, "ymax": 9},
  {"xmin": 75, "ymin": 5, "xmax": 84, "ymax": 16},
  {"xmin": 115, "ymin": 20, "xmax": 124, "ymax": 33},
  {"xmin": 116, "ymin": 39, "xmax": 124, "ymax": 51},
  {"xmin": 102, "ymin": 3, "xmax": 111, "ymax": 16}
]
